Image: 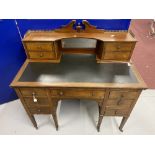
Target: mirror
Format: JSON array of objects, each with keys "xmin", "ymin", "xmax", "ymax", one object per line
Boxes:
[{"xmin": 61, "ymin": 38, "xmax": 97, "ymax": 49}]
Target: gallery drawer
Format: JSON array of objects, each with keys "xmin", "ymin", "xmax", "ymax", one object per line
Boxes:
[
  {"xmin": 24, "ymin": 42, "xmax": 53, "ymax": 52},
  {"xmin": 104, "ymin": 42, "xmax": 134, "ymax": 52},
  {"xmin": 28, "ymin": 51, "xmax": 56, "ymax": 59},
  {"xmin": 103, "ymin": 51, "xmax": 131, "ymax": 60},
  {"xmin": 103, "ymin": 42, "xmax": 135, "ymax": 61},
  {"xmin": 50, "ymin": 88, "xmax": 105, "ymax": 99},
  {"xmin": 20, "ymin": 88, "xmax": 47, "ymax": 97}
]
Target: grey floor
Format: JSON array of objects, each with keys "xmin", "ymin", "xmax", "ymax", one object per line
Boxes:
[{"xmin": 0, "ymin": 89, "xmax": 155, "ymax": 135}]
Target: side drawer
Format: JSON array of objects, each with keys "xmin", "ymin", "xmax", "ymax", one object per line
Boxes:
[
  {"xmin": 105, "ymin": 99, "xmax": 134, "ymax": 109},
  {"xmin": 104, "ymin": 51, "xmax": 131, "ymax": 60},
  {"xmin": 104, "ymin": 42, "xmax": 134, "ymax": 52},
  {"xmin": 20, "ymin": 88, "xmax": 47, "ymax": 97},
  {"xmin": 50, "ymin": 88, "xmax": 105, "ymax": 99},
  {"xmin": 28, "ymin": 106, "xmax": 51, "ymax": 114},
  {"xmin": 28, "ymin": 51, "xmax": 56, "ymax": 59},
  {"xmin": 25, "ymin": 42, "xmax": 53, "ymax": 51},
  {"xmin": 109, "ymin": 89, "xmax": 140, "ymax": 99},
  {"xmin": 23, "ymin": 97, "xmax": 49, "ymax": 107},
  {"xmin": 104, "ymin": 108, "xmax": 129, "ymax": 116},
  {"xmin": 103, "ymin": 42, "xmax": 135, "ymax": 61}
]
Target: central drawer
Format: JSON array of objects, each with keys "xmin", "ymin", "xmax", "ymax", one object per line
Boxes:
[{"xmin": 50, "ymin": 88, "xmax": 105, "ymax": 99}]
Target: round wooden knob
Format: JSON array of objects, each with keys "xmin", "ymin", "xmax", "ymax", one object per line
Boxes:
[
  {"xmin": 59, "ymin": 91, "xmax": 63, "ymax": 96},
  {"xmin": 116, "ymin": 46, "xmax": 121, "ymax": 50},
  {"xmin": 40, "ymin": 53, "xmax": 44, "ymax": 57},
  {"xmin": 38, "ymin": 109, "xmax": 41, "ymax": 112}
]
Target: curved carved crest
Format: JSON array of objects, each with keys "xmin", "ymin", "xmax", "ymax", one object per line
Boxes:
[{"xmin": 55, "ymin": 20, "xmax": 105, "ymax": 33}]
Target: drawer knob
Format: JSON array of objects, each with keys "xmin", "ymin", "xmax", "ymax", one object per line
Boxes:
[
  {"xmin": 116, "ymin": 46, "xmax": 121, "ymax": 50},
  {"xmin": 32, "ymin": 92, "xmax": 38, "ymax": 103},
  {"xmin": 117, "ymin": 95, "xmax": 124, "ymax": 105},
  {"xmin": 59, "ymin": 91, "xmax": 64, "ymax": 96},
  {"xmin": 40, "ymin": 53, "xmax": 44, "ymax": 57},
  {"xmin": 37, "ymin": 46, "xmax": 42, "ymax": 49},
  {"xmin": 38, "ymin": 109, "xmax": 41, "ymax": 112}
]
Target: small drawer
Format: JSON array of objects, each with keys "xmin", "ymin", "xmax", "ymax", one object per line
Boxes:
[
  {"xmin": 103, "ymin": 42, "xmax": 134, "ymax": 61},
  {"xmin": 24, "ymin": 97, "xmax": 49, "ymax": 107},
  {"xmin": 104, "ymin": 42, "xmax": 133, "ymax": 52},
  {"xmin": 106, "ymin": 99, "xmax": 134, "ymax": 109},
  {"xmin": 115, "ymin": 110, "xmax": 128, "ymax": 116},
  {"xmin": 109, "ymin": 90, "xmax": 139, "ymax": 99},
  {"xmin": 50, "ymin": 89, "xmax": 105, "ymax": 99},
  {"xmin": 25, "ymin": 42, "xmax": 53, "ymax": 51},
  {"xmin": 104, "ymin": 108, "xmax": 128, "ymax": 116},
  {"xmin": 28, "ymin": 51, "xmax": 56, "ymax": 59},
  {"xmin": 20, "ymin": 88, "xmax": 47, "ymax": 97},
  {"xmin": 104, "ymin": 51, "xmax": 131, "ymax": 60},
  {"xmin": 29, "ymin": 106, "xmax": 51, "ymax": 114}
]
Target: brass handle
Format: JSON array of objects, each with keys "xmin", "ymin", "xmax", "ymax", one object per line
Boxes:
[
  {"xmin": 59, "ymin": 91, "xmax": 64, "ymax": 96},
  {"xmin": 32, "ymin": 92, "xmax": 37, "ymax": 103}
]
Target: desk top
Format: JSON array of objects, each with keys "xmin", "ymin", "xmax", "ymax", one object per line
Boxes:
[
  {"xmin": 19, "ymin": 54, "xmax": 137, "ymax": 83},
  {"xmin": 10, "ymin": 54, "xmax": 146, "ymax": 89},
  {"xmin": 23, "ymin": 31, "xmax": 136, "ymax": 42}
]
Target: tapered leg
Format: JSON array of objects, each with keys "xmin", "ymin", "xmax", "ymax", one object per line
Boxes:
[
  {"xmin": 97, "ymin": 114, "xmax": 104, "ymax": 132},
  {"xmin": 51, "ymin": 100, "xmax": 59, "ymax": 131},
  {"xmin": 119, "ymin": 116, "xmax": 129, "ymax": 132},
  {"xmin": 52, "ymin": 113, "xmax": 58, "ymax": 130},
  {"xmin": 28, "ymin": 114, "xmax": 38, "ymax": 129}
]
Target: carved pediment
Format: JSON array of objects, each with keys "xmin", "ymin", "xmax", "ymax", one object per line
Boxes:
[{"xmin": 55, "ymin": 20, "xmax": 105, "ymax": 33}]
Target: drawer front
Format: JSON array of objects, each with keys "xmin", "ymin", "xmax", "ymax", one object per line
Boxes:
[
  {"xmin": 103, "ymin": 42, "xmax": 134, "ymax": 60},
  {"xmin": 104, "ymin": 51, "xmax": 131, "ymax": 60},
  {"xmin": 25, "ymin": 42, "xmax": 53, "ymax": 51},
  {"xmin": 20, "ymin": 88, "xmax": 47, "ymax": 97},
  {"xmin": 50, "ymin": 89, "xmax": 105, "ymax": 99},
  {"xmin": 28, "ymin": 51, "xmax": 56, "ymax": 59},
  {"xmin": 109, "ymin": 90, "xmax": 139, "ymax": 99},
  {"xmin": 29, "ymin": 106, "xmax": 51, "ymax": 114},
  {"xmin": 104, "ymin": 42, "xmax": 133, "ymax": 52},
  {"xmin": 24, "ymin": 97, "xmax": 49, "ymax": 107},
  {"xmin": 104, "ymin": 108, "xmax": 128, "ymax": 116},
  {"xmin": 106, "ymin": 99, "xmax": 134, "ymax": 109}
]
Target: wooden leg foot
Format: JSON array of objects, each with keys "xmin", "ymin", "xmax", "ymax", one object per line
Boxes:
[
  {"xmin": 97, "ymin": 126, "xmax": 100, "ymax": 132},
  {"xmin": 119, "ymin": 127, "xmax": 123, "ymax": 132},
  {"xmin": 52, "ymin": 113, "xmax": 59, "ymax": 131},
  {"xmin": 29, "ymin": 114, "xmax": 38, "ymax": 129},
  {"xmin": 119, "ymin": 117, "xmax": 129, "ymax": 132},
  {"xmin": 97, "ymin": 114, "xmax": 104, "ymax": 132}
]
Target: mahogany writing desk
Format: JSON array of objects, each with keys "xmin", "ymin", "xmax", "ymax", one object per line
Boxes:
[
  {"xmin": 11, "ymin": 20, "xmax": 147, "ymax": 132},
  {"xmin": 11, "ymin": 54, "xmax": 146, "ymax": 132}
]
